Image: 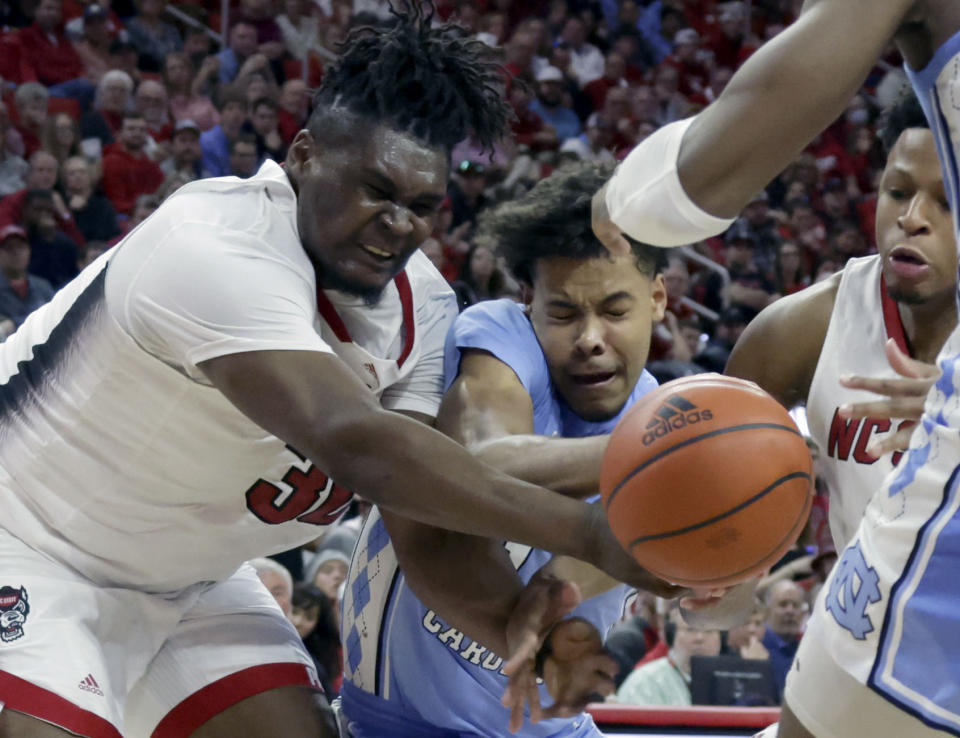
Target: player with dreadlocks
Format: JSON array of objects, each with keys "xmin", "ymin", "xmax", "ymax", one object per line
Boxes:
[{"xmin": 0, "ymin": 5, "xmax": 673, "ymax": 738}]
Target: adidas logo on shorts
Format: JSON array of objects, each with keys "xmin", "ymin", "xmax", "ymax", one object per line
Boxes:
[
  {"xmin": 78, "ymin": 674, "xmax": 104, "ymax": 696},
  {"xmin": 642, "ymin": 394, "xmax": 713, "ymax": 446}
]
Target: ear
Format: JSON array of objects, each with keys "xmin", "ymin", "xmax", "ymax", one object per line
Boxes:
[
  {"xmin": 650, "ymin": 272, "xmax": 667, "ymax": 322},
  {"xmin": 284, "ymin": 129, "xmax": 316, "ymax": 185},
  {"xmin": 519, "ymin": 280, "xmax": 534, "ymax": 312}
]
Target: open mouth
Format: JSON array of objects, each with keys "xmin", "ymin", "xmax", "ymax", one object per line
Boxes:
[
  {"xmin": 889, "ymin": 246, "xmax": 929, "ymax": 278},
  {"xmin": 360, "ymin": 243, "xmax": 396, "ymax": 262},
  {"xmin": 572, "ymin": 371, "xmax": 616, "ymax": 386},
  {"xmin": 890, "ymin": 248, "xmax": 926, "ymax": 267}
]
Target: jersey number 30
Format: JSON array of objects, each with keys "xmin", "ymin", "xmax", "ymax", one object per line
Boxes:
[{"xmin": 245, "ymin": 446, "xmax": 353, "ymax": 526}]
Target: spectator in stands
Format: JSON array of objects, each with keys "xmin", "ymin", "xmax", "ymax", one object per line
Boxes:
[
  {"xmin": 663, "ymin": 28, "xmax": 711, "ymax": 100},
  {"xmin": 651, "ymin": 63, "xmax": 693, "ymax": 125},
  {"xmin": 705, "ymin": 0, "xmax": 757, "ymax": 70},
  {"xmin": 236, "ymin": 0, "xmax": 286, "ymax": 61},
  {"xmin": 583, "ymin": 50, "xmax": 629, "ymax": 113},
  {"xmin": 450, "ymin": 241, "xmax": 506, "ymax": 310},
  {"xmin": 0, "ymin": 103, "xmax": 29, "ymax": 198},
  {"xmin": 306, "ymin": 549, "xmax": 348, "ymax": 625},
  {"xmin": 276, "ymin": 0, "xmax": 325, "ymax": 61},
  {"xmin": 159, "ymin": 119, "xmax": 210, "ymax": 184},
  {"xmin": 559, "ymin": 16, "xmax": 604, "ymax": 86},
  {"xmin": 771, "ymin": 240, "xmax": 810, "ymax": 297},
  {"xmin": 71, "ymin": 3, "xmax": 115, "ymax": 84},
  {"xmin": 503, "ymin": 28, "xmax": 539, "ymax": 81},
  {"xmin": 0, "ymin": 151, "xmax": 85, "ymax": 246},
  {"xmin": 108, "ymin": 37, "xmax": 142, "ymax": 88},
  {"xmin": 762, "ymin": 580, "xmax": 806, "ymax": 702},
  {"xmin": 724, "ymin": 600, "xmax": 770, "ymax": 660},
  {"xmin": 693, "ymin": 306, "xmax": 750, "ymax": 373},
  {"xmin": 277, "ymin": 79, "xmax": 310, "ymax": 145},
  {"xmin": 163, "ymin": 51, "xmax": 220, "ymax": 131},
  {"xmin": 251, "ymin": 557, "xmax": 294, "ymax": 617},
  {"xmin": 529, "ymin": 66, "xmax": 582, "ymax": 142},
  {"xmin": 79, "ymin": 69, "xmax": 134, "ymax": 154},
  {"xmin": 448, "ymin": 159, "xmax": 492, "ymax": 232},
  {"xmin": 615, "ymin": 606, "xmax": 723, "ymax": 706},
  {"xmin": 247, "ymin": 96, "xmax": 285, "ymax": 162},
  {"xmin": 200, "ymin": 89, "xmax": 247, "ymax": 176},
  {"xmin": 182, "ymin": 25, "xmax": 213, "ymax": 69},
  {"xmin": 100, "ymin": 112, "xmax": 165, "ymax": 215},
  {"xmin": 12, "ymin": 83, "xmax": 49, "ymax": 161},
  {"xmin": 217, "ymin": 20, "xmax": 261, "ymax": 86},
  {"xmin": 781, "ymin": 196, "xmax": 829, "ymax": 268},
  {"xmin": 135, "ymin": 79, "xmax": 173, "ymax": 147},
  {"xmin": 228, "ymin": 133, "xmax": 260, "ymax": 178},
  {"xmin": 605, "ymin": 592, "xmax": 663, "ymax": 689},
  {"xmin": 77, "ymin": 239, "xmax": 109, "ymax": 270},
  {"xmin": 63, "ymin": 155, "xmax": 120, "ymax": 242},
  {"xmin": 18, "ymin": 0, "xmax": 93, "ymax": 105},
  {"xmin": 721, "ymin": 227, "xmax": 778, "ymax": 315},
  {"xmin": 291, "ymin": 584, "xmax": 342, "ymax": 699},
  {"xmin": 41, "ymin": 112, "xmax": 82, "ymax": 167},
  {"xmin": 828, "ymin": 218, "xmax": 871, "ymax": 264},
  {"xmin": 21, "ymin": 189, "xmax": 79, "ymax": 288},
  {"xmin": 126, "ymin": 0, "xmax": 182, "ymax": 72},
  {"xmin": 508, "ymin": 81, "xmax": 559, "ymax": 153},
  {"xmin": 0, "ymin": 224, "xmax": 56, "ymax": 334}
]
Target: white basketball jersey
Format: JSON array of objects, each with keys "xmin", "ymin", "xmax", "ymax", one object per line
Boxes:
[
  {"xmin": 0, "ymin": 162, "xmax": 455, "ymax": 593},
  {"xmin": 806, "ymin": 255, "xmax": 912, "ymax": 551}
]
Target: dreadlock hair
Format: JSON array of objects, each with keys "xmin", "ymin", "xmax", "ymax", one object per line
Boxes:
[
  {"xmin": 478, "ymin": 161, "xmax": 668, "ymax": 286},
  {"xmin": 878, "ymin": 86, "xmax": 929, "ymax": 155},
  {"xmin": 308, "ymin": 1, "xmax": 510, "ymax": 155}
]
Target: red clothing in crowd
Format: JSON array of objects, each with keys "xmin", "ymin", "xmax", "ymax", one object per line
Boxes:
[
  {"xmin": 0, "ymin": 189, "xmax": 86, "ymax": 247},
  {"xmin": 16, "ymin": 23, "xmax": 86, "ymax": 86},
  {"xmin": 582, "ymin": 77, "xmax": 625, "ymax": 114},
  {"xmin": 100, "ymin": 143, "xmax": 165, "ymax": 215},
  {"xmin": 277, "ymin": 109, "xmax": 303, "ymax": 145}
]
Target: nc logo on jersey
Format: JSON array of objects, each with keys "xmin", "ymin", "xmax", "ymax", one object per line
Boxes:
[
  {"xmin": 642, "ymin": 394, "xmax": 713, "ymax": 446},
  {"xmin": 824, "ymin": 543, "xmax": 881, "ymax": 640},
  {"xmin": 0, "ymin": 586, "xmax": 29, "ymax": 643}
]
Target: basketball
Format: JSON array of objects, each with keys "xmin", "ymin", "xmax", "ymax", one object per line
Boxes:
[{"xmin": 599, "ymin": 374, "xmax": 813, "ymax": 588}]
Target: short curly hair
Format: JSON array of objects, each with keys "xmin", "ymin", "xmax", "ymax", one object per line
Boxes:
[
  {"xmin": 878, "ymin": 86, "xmax": 929, "ymax": 155},
  {"xmin": 308, "ymin": 2, "xmax": 510, "ymax": 155},
  {"xmin": 477, "ymin": 161, "xmax": 667, "ymax": 285}
]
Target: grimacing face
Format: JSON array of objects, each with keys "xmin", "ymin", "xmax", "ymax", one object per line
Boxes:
[
  {"xmin": 285, "ymin": 125, "xmax": 447, "ymax": 300},
  {"xmin": 876, "ymin": 128, "xmax": 957, "ymax": 305},
  {"xmin": 528, "ymin": 254, "xmax": 666, "ymax": 422}
]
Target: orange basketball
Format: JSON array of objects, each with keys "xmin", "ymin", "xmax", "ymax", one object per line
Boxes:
[{"xmin": 599, "ymin": 374, "xmax": 813, "ymax": 588}]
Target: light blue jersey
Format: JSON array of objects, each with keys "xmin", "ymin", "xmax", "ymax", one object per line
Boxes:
[
  {"xmin": 341, "ymin": 298, "xmax": 658, "ymax": 738},
  {"xmin": 796, "ymin": 27, "xmax": 960, "ymax": 736}
]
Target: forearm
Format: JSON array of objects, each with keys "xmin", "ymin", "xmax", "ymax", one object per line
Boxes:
[
  {"xmin": 678, "ymin": 0, "xmax": 915, "ymax": 217},
  {"xmin": 318, "ymin": 410, "xmax": 600, "ymax": 561},
  {"xmin": 382, "ymin": 510, "xmax": 521, "ymax": 656},
  {"xmin": 470, "ymin": 434, "xmax": 608, "ymax": 498}
]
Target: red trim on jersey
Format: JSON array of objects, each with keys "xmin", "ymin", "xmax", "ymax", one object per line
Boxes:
[
  {"xmin": 316, "ymin": 289, "xmax": 352, "ymax": 342},
  {"xmin": 394, "ymin": 271, "xmax": 416, "ymax": 368},
  {"xmin": 151, "ymin": 662, "xmax": 319, "ymax": 738},
  {"xmin": 0, "ymin": 670, "xmax": 123, "ymax": 738},
  {"xmin": 880, "ymin": 275, "xmax": 911, "ymax": 357},
  {"xmin": 587, "ymin": 703, "xmax": 781, "ymax": 728},
  {"xmin": 315, "ymin": 273, "xmax": 416, "ymax": 367}
]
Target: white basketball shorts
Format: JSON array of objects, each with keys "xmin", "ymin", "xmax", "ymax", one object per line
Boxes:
[{"xmin": 0, "ymin": 528, "xmax": 321, "ymax": 738}]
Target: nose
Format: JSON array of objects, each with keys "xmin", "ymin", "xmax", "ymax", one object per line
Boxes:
[
  {"xmin": 380, "ymin": 203, "xmax": 415, "ymax": 238},
  {"xmin": 897, "ymin": 193, "xmax": 934, "ymax": 237},
  {"xmin": 573, "ymin": 315, "xmax": 606, "ymax": 357}
]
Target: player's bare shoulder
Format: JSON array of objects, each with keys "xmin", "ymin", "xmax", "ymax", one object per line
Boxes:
[{"xmin": 726, "ymin": 271, "xmax": 841, "ymax": 409}]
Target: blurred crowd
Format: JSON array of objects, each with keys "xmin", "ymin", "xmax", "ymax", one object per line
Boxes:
[{"xmin": 0, "ymin": 0, "xmax": 901, "ymax": 709}]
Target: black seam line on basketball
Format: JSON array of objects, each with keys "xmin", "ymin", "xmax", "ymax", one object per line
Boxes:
[
  {"xmin": 625, "ymin": 470, "xmax": 811, "ymax": 547},
  {"xmin": 603, "ymin": 422, "xmax": 802, "ymax": 512},
  {"xmin": 641, "ymin": 485, "xmax": 814, "ymax": 585}
]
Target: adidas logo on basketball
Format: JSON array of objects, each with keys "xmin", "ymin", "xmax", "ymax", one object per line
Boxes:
[
  {"xmin": 642, "ymin": 394, "xmax": 713, "ymax": 446},
  {"xmin": 78, "ymin": 674, "xmax": 103, "ymax": 696}
]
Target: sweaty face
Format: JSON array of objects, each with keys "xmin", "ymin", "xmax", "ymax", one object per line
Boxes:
[
  {"xmin": 287, "ymin": 125, "xmax": 447, "ymax": 301},
  {"xmin": 529, "ymin": 254, "xmax": 666, "ymax": 422},
  {"xmin": 876, "ymin": 128, "xmax": 956, "ymax": 305}
]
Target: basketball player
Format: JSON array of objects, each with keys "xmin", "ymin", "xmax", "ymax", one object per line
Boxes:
[
  {"xmin": 0, "ymin": 9, "xmax": 668, "ymax": 738},
  {"xmin": 725, "ymin": 89, "xmax": 958, "ymax": 552},
  {"xmin": 341, "ymin": 162, "xmax": 668, "ymax": 737},
  {"xmin": 590, "ymin": 1, "xmax": 960, "ymax": 736}
]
